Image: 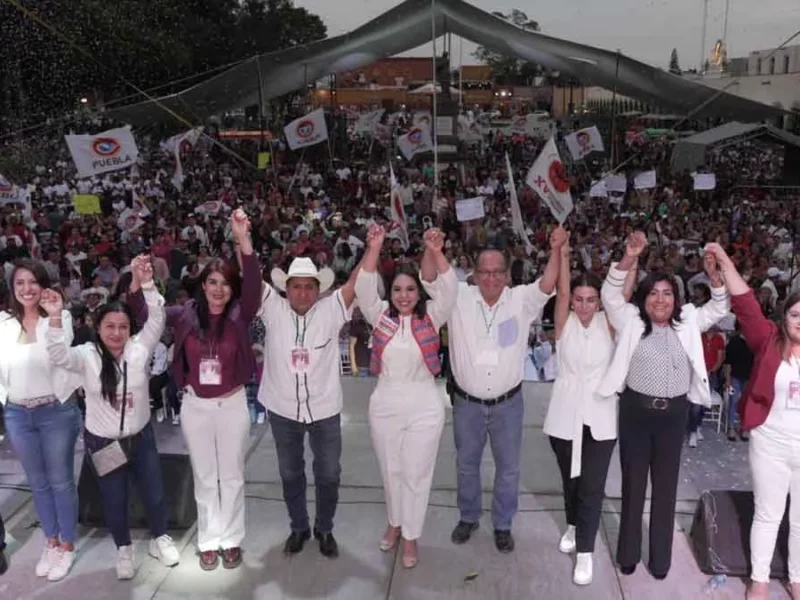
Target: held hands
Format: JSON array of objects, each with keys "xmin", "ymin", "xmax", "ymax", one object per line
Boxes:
[
  {"xmin": 423, "ymin": 227, "xmax": 445, "ymax": 253},
  {"xmin": 625, "ymin": 231, "xmax": 647, "ymax": 258},
  {"xmin": 230, "ymin": 208, "xmax": 251, "ymax": 242},
  {"xmin": 560, "ymin": 236, "xmax": 571, "ymax": 260},
  {"xmin": 39, "ymin": 288, "xmax": 63, "ymax": 317},
  {"xmin": 703, "ymin": 243, "xmax": 732, "ymax": 268},
  {"xmin": 366, "ymin": 223, "xmax": 386, "ymax": 250},
  {"xmin": 131, "ymin": 254, "xmax": 154, "ymax": 287},
  {"xmin": 549, "ymin": 226, "xmax": 568, "ymax": 251}
]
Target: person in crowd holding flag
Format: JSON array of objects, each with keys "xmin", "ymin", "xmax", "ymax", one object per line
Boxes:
[
  {"xmin": 704, "ymin": 243, "xmax": 800, "ymax": 600},
  {"xmin": 0, "ymin": 260, "xmax": 81, "ymax": 581},
  {"xmin": 447, "ymin": 226, "xmax": 566, "ymax": 553},
  {"xmin": 544, "ymin": 235, "xmax": 620, "ymax": 586},
  {"xmin": 43, "ymin": 256, "xmax": 180, "ymax": 580},
  {"xmin": 258, "ymin": 249, "xmax": 359, "ymax": 559},
  {"xmin": 128, "ymin": 209, "xmax": 260, "ymax": 572},
  {"xmin": 597, "ymin": 231, "xmax": 729, "ymax": 581},
  {"xmin": 354, "ymin": 223, "xmax": 457, "ymax": 568}
]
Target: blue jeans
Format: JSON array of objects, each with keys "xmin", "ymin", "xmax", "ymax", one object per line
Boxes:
[
  {"xmin": 84, "ymin": 423, "xmax": 167, "ymax": 547},
  {"xmin": 4, "ymin": 398, "xmax": 81, "ymax": 543},
  {"xmin": 728, "ymin": 377, "xmax": 746, "ymax": 430},
  {"xmin": 452, "ymin": 390, "xmax": 524, "ymax": 530},
  {"xmin": 268, "ymin": 411, "xmax": 341, "ymax": 534}
]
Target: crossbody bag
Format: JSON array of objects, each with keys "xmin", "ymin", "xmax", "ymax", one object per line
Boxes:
[{"xmin": 90, "ymin": 361, "xmax": 131, "ymax": 477}]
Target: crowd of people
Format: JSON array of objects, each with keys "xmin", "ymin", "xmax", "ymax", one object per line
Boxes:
[{"xmin": 0, "ymin": 116, "xmax": 797, "ymax": 597}]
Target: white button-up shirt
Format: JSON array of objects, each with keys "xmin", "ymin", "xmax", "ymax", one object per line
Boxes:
[
  {"xmin": 448, "ymin": 279, "xmax": 554, "ymax": 399},
  {"xmin": 258, "ymin": 286, "xmax": 354, "ymax": 423}
]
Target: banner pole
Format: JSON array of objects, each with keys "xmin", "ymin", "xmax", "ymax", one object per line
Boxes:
[{"xmin": 431, "ymin": 0, "xmax": 438, "ymax": 194}]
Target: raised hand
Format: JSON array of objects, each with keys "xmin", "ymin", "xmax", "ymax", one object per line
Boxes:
[
  {"xmin": 132, "ymin": 254, "xmax": 154, "ymax": 286},
  {"xmin": 366, "ymin": 223, "xmax": 386, "ymax": 250},
  {"xmin": 625, "ymin": 231, "xmax": 647, "ymax": 258},
  {"xmin": 423, "ymin": 227, "xmax": 445, "ymax": 253},
  {"xmin": 550, "ymin": 225, "xmax": 568, "ymax": 250},
  {"xmin": 39, "ymin": 288, "xmax": 63, "ymax": 317},
  {"xmin": 703, "ymin": 242, "xmax": 731, "ymax": 267},
  {"xmin": 230, "ymin": 208, "xmax": 251, "ymax": 241},
  {"xmin": 560, "ymin": 237, "xmax": 571, "ymax": 260}
]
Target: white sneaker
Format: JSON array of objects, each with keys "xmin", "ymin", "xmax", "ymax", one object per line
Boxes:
[
  {"xmin": 172, "ymin": 413, "xmax": 180, "ymax": 426},
  {"xmin": 116, "ymin": 545, "xmax": 135, "ymax": 580},
  {"xmin": 688, "ymin": 432, "xmax": 698, "ymax": 448},
  {"xmin": 46, "ymin": 549, "xmax": 75, "ymax": 582},
  {"xmin": 149, "ymin": 534, "xmax": 180, "ymax": 567},
  {"xmin": 35, "ymin": 546, "xmax": 59, "ymax": 577},
  {"xmin": 256, "ymin": 412, "xmax": 266, "ymax": 424},
  {"xmin": 697, "ymin": 427, "xmax": 704, "ymax": 441},
  {"xmin": 559, "ymin": 525, "xmax": 576, "ymax": 554},
  {"xmin": 573, "ymin": 552, "xmax": 593, "ymax": 585},
  {"xmin": 156, "ymin": 408, "xmax": 166, "ymax": 423}
]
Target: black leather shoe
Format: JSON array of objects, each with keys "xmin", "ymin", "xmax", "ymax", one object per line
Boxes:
[
  {"xmin": 450, "ymin": 521, "xmax": 479, "ymax": 545},
  {"xmin": 283, "ymin": 530, "xmax": 311, "ymax": 555},
  {"xmin": 494, "ymin": 529, "xmax": 515, "ymax": 553},
  {"xmin": 619, "ymin": 564, "xmax": 636, "ymax": 575},
  {"xmin": 314, "ymin": 529, "xmax": 339, "ymax": 558},
  {"xmin": 648, "ymin": 564, "xmax": 668, "ymax": 580},
  {"xmin": 0, "ymin": 549, "xmax": 7, "ymax": 576}
]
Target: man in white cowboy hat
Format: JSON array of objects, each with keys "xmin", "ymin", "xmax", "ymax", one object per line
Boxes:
[
  {"xmin": 80, "ymin": 286, "xmax": 109, "ymax": 313},
  {"xmin": 258, "ymin": 256, "xmax": 358, "ymax": 559}
]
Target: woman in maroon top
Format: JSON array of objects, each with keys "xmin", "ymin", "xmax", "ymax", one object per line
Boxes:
[
  {"xmin": 128, "ymin": 209, "xmax": 260, "ymax": 572},
  {"xmin": 705, "ymin": 243, "xmax": 800, "ymax": 600}
]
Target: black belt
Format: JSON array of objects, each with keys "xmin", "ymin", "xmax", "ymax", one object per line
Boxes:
[
  {"xmin": 451, "ymin": 381, "xmax": 522, "ymax": 406},
  {"xmin": 623, "ymin": 387, "xmax": 687, "ymax": 411}
]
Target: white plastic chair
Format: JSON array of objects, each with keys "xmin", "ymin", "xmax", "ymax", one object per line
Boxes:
[
  {"xmin": 703, "ymin": 390, "xmax": 726, "ymax": 433},
  {"xmin": 339, "ymin": 340, "xmax": 352, "ymax": 376}
]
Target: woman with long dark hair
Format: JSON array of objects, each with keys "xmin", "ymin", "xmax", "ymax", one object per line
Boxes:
[
  {"xmin": 597, "ymin": 231, "xmax": 729, "ymax": 581},
  {"xmin": 705, "ymin": 243, "xmax": 800, "ymax": 600},
  {"xmin": 0, "ymin": 260, "xmax": 81, "ymax": 581},
  {"xmin": 128, "ymin": 209, "xmax": 260, "ymax": 571},
  {"xmin": 43, "ymin": 256, "xmax": 179, "ymax": 580},
  {"xmin": 354, "ymin": 223, "xmax": 457, "ymax": 568},
  {"xmin": 544, "ymin": 239, "xmax": 618, "ymax": 586}
]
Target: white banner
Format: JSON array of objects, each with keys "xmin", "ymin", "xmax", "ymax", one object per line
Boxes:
[
  {"xmin": 195, "ymin": 200, "xmax": 223, "ymax": 215},
  {"xmin": 117, "ymin": 207, "xmax": 144, "ymax": 232},
  {"xmin": 605, "ymin": 174, "xmax": 628, "ymax": 193},
  {"xmin": 693, "ymin": 173, "xmax": 717, "ymax": 191},
  {"xmin": 284, "ymin": 108, "xmax": 329, "ymax": 151},
  {"xmin": 455, "ymin": 196, "xmax": 485, "ymax": 222},
  {"xmin": 589, "ymin": 180, "xmax": 608, "ymax": 198},
  {"xmin": 388, "ymin": 164, "xmax": 409, "ymax": 249},
  {"xmin": 160, "ymin": 127, "xmax": 203, "ymax": 154},
  {"xmin": 456, "ymin": 115, "xmax": 483, "ymax": 142},
  {"xmin": 633, "ymin": 170, "xmax": 657, "ymax": 190},
  {"xmin": 355, "ymin": 109, "xmax": 385, "ymax": 135},
  {"xmin": 526, "ymin": 137, "xmax": 574, "ymax": 224},
  {"xmin": 65, "ymin": 126, "xmax": 139, "ymax": 178},
  {"xmin": 506, "ymin": 153, "xmax": 533, "ymax": 255},
  {"xmin": 412, "ymin": 111, "xmax": 432, "ymax": 128},
  {"xmin": 397, "ymin": 125, "xmax": 433, "ymax": 160},
  {"xmin": 0, "ymin": 174, "xmax": 27, "ymax": 205},
  {"xmin": 506, "ymin": 115, "xmax": 553, "ymax": 139},
  {"xmin": 565, "ymin": 126, "xmax": 605, "ymax": 160}
]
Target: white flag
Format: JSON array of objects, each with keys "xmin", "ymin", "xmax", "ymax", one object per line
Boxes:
[
  {"xmin": 117, "ymin": 207, "xmax": 144, "ymax": 232},
  {"xmin": 195, "ymin": 200, "xmax": 222, "ymax": 216},
  {"xmin": 692, "ymin": 173, "xmax": 716, "ymax": 191},
  {"xmin": 412, "ymin": 111, "xmax": 432, "ymax": 128},
  {"xmin": 506, "ymin": 153, "xmax": 533, "ymax": 255},
  {"xmin": 525, "ymin": 137, "xmax": 574, "ymax": 224},
  {"xmin": 565, "ymin": 126, "xmax": 604, "ymax": 160},
  {"xmin": 388, "ymin": 164, "xmax": 409, "ymax": 249},
  {"xmin": 284, "ymin": 108, "xmax": 329, "ymax": 151},
  {"xmin": 589, "ymin": 180, "xmax": 609, "ymax": 198},
  {"xmin": 355, "ymin": 109, "xmax": 385, "ymax": 135},
  {"xmin": 397, "ymin": 125, "xmax": 433, "ymax": 160},
  {"xmin": 0, "ymin": 174, "xmax": 26, "ymax": 205},
  {"xmin": 605, "ymin": 173, "xmax": 628, "ymax": 194},
  {"xmin": 160, "ymin": 127, "xmax": 203, "ymax": 154},
  {"xmin": 633, "ymin": 170, "xmax": 657, "ymax": 190},
  {"xmin": 65, "ymin": 126, "xmax": 139, "ymax": 178}
]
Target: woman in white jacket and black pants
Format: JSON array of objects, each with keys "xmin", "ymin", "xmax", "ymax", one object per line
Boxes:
[
  {"xmin": 597, "ymin": 232, "xmax": 729, "ymax": 581},
  {"xmin": 42, "ymin": 256, "xmax": 180, "ymax": 580}
]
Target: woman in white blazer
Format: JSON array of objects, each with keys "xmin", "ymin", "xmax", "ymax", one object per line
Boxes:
[
  {"xmin": 42, "ymin": 256, "xmax": 180, "ymax": 581},
  {"xmin": 597, "ymin": 231, "xmax": 729, "ymax": 581},
  {"xmin": 0, "ymin": 260, "xmax": 81, "ymax": 582},
  {"xmin": 544, "ymin": 239, "xmax": 621, "ymax": 586}
]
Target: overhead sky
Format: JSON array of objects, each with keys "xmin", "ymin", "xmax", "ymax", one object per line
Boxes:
[{"xmin": 294, "ymin": 0, "xmax": 800, "ymax": 71}]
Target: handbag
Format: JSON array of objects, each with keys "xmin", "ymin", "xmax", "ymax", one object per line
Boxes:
[{"xmin": 90, "ymin": 361, "xmax": 130, "ymax": 477}]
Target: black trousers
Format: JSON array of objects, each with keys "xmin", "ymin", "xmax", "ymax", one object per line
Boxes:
[
  {"xmin": 549, "ymin": 426, "xmax": 616, "ymax": 552},
  {"xmin": 617, "ymin": 389, "xmax": 689, "ymax": 575},
  {"xmin": 0, "ymin": 510, "xmax": 5, "ymax": 551}
]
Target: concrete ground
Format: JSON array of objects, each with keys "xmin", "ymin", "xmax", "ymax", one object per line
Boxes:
[{"xmin": 0, "ymin": 380, "xmax": 790, "ymax": 599}]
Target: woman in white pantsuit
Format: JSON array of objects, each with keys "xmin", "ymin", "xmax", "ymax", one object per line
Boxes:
[{"xmin": 355, "ymin": 224, "xmax": 457, "ymax": 568}]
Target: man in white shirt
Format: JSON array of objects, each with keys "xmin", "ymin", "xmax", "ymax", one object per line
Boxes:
[
  {"xmin": 181, "ymin": 216, "xmax": 208, "ymax": 246},
  {"xmin": 258, "ymin": 257, "xmax": 358, "ymax": 559},
  {"xmin": 445, "ymin": 227, "xmax": 566, "ymax": 553}
]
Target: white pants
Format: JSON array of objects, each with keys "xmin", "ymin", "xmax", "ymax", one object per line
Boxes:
[
  {"xmin": 749, "ymin": 426, "xmax": 800, "ymax": 582},
  {"xmin": 369, "ymin": 381, "xmax": 445, "ymax": 540},
  {"xmin": 181, "ymin": 388, "xmax": 250, "ymax": 552}
]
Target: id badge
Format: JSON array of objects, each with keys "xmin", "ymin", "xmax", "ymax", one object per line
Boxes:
[
  {"xmin": 475, "ymin": 349, "xmax": 499, "ymax": 367},
  {"xmin": 290, "ymin": 347, "xmax": 310, "ymax": 374},
  {"xmin": 199, "ymin": 357, "xmax": 222, "ymax": 386},
  {"xmin": 788, "ymin": 381, "xmax": 800, "ymax": 410}
]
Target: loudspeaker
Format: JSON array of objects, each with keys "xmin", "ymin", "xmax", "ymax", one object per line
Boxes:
[
  {"xmin": 690, "ymin": 490, "xmax": 789, "ymax": 579},
  {"xmin": 78, "ymin": 453, "xmax": 197, "ymax": 530}
]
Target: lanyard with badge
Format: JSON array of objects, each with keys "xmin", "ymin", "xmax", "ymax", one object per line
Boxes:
[
  {"xmin": 290, "ymin": 314, "xmax": 311, "ymax": 375},
  {"xmin": 199, "ymin": 338, "xmax": 222, "ymax": 386},
  {"xmin": 789, "ymin": 355, "xmax": 800, "ymax": 410},
  {"xmin": 476, "ymin": 303, "xmax": 500, "ymax": 367}
]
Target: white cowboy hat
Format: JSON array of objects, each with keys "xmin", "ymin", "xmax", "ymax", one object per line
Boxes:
[
  {"xmin": 271, "ymin": 257, "xmax": 334, "ymax": 293},
  {"xmin": 80, "ymin": 287, "xmax": 109, "ymax": 301}
]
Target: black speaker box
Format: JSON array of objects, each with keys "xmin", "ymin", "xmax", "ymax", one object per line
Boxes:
[
  {"xmin": 78, "ymin": 453, "xmax": 197, "ymax": 530},
  {"xmin": 690, "ymin": 490, "xmax": 789, "ymax": 579}
]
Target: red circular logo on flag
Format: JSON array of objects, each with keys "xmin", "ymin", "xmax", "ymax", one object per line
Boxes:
[
  {"xmin": 408, "ymin": 128, "xmax": 423, "ymax": 144},
  {"xmin": 548, "ymin": 160, "xmax": 570, "ymax": 193},
  {"xmin": 296, "ymin": 120, "xmax": 315, "ymax": 139},
  {"xmin": 93, "ymin": 138, "xmax": 121, "ymax": 157}
]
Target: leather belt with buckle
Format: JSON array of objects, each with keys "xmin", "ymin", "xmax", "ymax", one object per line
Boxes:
[
  {"xmin": 451, "ymin": 382, "xmax": 522, "ymax": 406},
  {"xmin": 649, "ymin": 397, "xmax": 669, "ymax": 411}
]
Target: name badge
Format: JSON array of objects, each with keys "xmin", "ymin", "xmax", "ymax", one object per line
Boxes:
[
  {"xmin": 375, "ymin": 314, "xmax": 399, "ymax": 337},
  {"xmin": 290, "ymin": 347, "xmax": 310, "ymax": 375},
  {"xmin": 788, "ymin": 381, "xmax": 800, "ymax": 410},
  {"xmin": 199, "ymin": 357, "xmax": 222, "ymax": 386}
]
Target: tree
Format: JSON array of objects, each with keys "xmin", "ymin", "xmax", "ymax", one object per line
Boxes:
[
  {"xmin": 669, "ymin": 48, "xmax": 681, "ymax": 75},
  {"xmin": 472, "ymin": 9, "xmax": 541, "ymax": 85}
]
